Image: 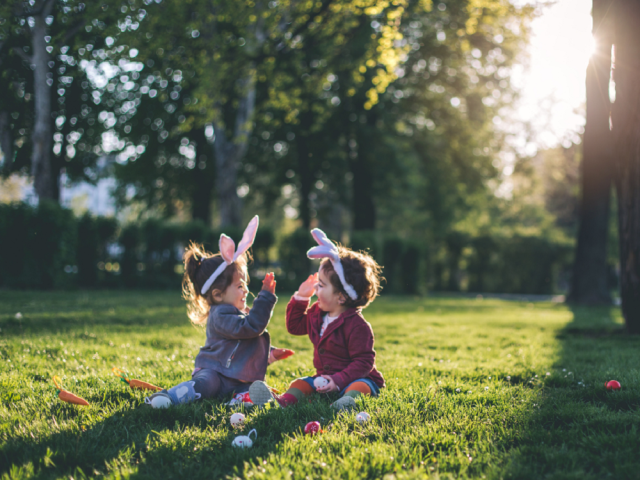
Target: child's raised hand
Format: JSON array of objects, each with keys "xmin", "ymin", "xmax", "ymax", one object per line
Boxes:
[
  {"xmin": 298, "ymin": 273, "xmax": 318, "ymax": 298},
  {"xmin": 268, "ymin": 347, "xmax": 295, "ymax": 365},
  {"xmin": 262, "ymin": 272, "xmax": 276, "ymax": 294}
]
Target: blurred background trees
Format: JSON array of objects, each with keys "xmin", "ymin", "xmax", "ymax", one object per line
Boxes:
[{"xmin": 3, "ymin": 0, "xmax": 634, "ymax": 323}]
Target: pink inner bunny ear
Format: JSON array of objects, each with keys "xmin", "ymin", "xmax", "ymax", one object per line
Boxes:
[
  {"xmin": 234, "ymin": 215, "xmax": 259, "ymax": 261},
  {"xmin": 219, "ymin": 234, "xmax": 235, "ymax": 264}
]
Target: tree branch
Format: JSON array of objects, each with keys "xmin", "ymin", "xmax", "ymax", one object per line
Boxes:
[
  {"xmin": 250, "ymin": 0, "xmax": 335, "ymax": 62},
  {"xmin": 39, "ymin": 0, "xmax": 56, "ymax": 18},
  {"xmin": 12, "ymin": 46, "xmax": 33, "ymax": 65}
]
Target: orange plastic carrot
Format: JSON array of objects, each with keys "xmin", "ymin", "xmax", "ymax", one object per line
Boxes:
[
  {"xmin": 112, "ymin": 368, "xmax": 163, "ymax": 391},
  {"xmin": 128, "ymin": 379, "xmax": 163, "ymax": 391},
  {"xmin": 53, "ymin": 376, "xmax": 89, "ymax": 406}
]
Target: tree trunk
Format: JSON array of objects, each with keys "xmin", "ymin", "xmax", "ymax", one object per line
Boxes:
[
  {"xmin": 612, "ymin": 0, "xmax": 640, "ymax": 333},
  {"xmin": 568, "ymin": 0, "xmax": 613, "ymax": 305},
  {"xmin": 213, "ymin": 71, "xmax": 257, "ymax": 228},
  {"xmin": 31, "ymin": 0, "xmax": 56, "ymax": 202},
  {"xmin": 295, "ymin": 111, "xmax": 314, "ymax": 229},
  {"xmin": 0, "ymin": 111, "xmax": 13, "ymax": 172},
  {"xmin": 190, "ymin": 127, "xmax": 214, "ymax": 224},
  {"xmin": 351, "ymin": 112, "xmax": 377, "ymax": 230}
]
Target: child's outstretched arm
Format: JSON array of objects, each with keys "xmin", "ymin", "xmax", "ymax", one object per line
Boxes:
[
  {"xmin": 211, "ymin": 273, "xmax": 277, "ymax": 339},
  {"xmin": 286, "ymin": 274, "xmax": 317, "ymax": 336}
]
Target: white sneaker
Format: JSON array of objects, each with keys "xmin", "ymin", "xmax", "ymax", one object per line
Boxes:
[
  {"xmin": 331, "ymin": 396, "xmax": 356, "ymax": 411},
  {"xmin": 248, "ymin": 381, "xmax": 276, "ymax": 406}
]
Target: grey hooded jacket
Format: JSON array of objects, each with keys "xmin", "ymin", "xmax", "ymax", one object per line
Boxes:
[{"xmin": 194, "ymin": 290, "xmax": 277, "ymax": 382}]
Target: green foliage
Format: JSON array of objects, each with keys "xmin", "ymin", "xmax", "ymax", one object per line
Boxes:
[
  {"xmin": 141, "ymin": 219, "xmax": 180, "ymax": 289},
  {"xmin": 400, "ymin": 241, "xmax": 422, "ymax": 295},
  {"xmin": 383, "ymin": 237, "xmax": 406, "ymax": 294},
  {"xmin": 0, "ymin": 0, "xmax": 124, "ymax": 182},
  {"xmin": 119, "ymin": 223, "xmax": 141, "ymax": 288},
  {"xmin": 466, "ymin": 233, "xmax": 573, "ymax": 295},
  {"xmin": 0, "ymin": 291, "xmax": 637, "ymax": 479},
  {"xmin": 0, "ymin": 201, "xmax": 76, "ymax": 289},
  {"xmin": 277, "ymin": 228, "xmax": 315, "ymax": 290},
  {"xmin": 253, "ymin": 226, "xmax": 276, "ymax": 266},
  {"xmin": 350, "ymin": 230, "xmax": 381, "ymax": 262},
  {"xmin": 76, "ymin": 214, "xmax": 117, "ymax": 288}
]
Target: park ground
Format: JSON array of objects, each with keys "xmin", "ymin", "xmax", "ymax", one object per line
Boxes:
[{"xmin": 1, "ymin": 291, "xmax": 639, "ymax": 479}]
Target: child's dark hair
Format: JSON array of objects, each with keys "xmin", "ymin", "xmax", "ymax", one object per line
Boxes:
[
  {"xmin": 182, "ymin": 242, "xmax": 249, "ymax": 326},
  {"xmin": 320, "ymin": 246, "xmax": 383, "ymax": 309}
]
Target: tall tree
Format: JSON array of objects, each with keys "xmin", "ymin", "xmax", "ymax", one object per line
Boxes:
[
  {"xmin": 569, "ymin": 0, "xmax": 613, "ymax": 305},
  {"xmin": 612, "ymin": 0, "xmax": 640, "ymax": 333},
  {"xmin": 0, "ymin": 0, "xmax": 121, "ymax": 202},
  {"xmin": 106, "ymin": 0, "xmax": 416, "ymax": 227}
]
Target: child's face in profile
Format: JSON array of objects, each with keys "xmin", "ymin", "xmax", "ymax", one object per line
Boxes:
[
  {"xmin": 315, "ymin": 267, "xmax": 346, "ymax": 314},
  {"xmin": 218, "ymin": 269, "xmax": 249, "ymax": 311}
]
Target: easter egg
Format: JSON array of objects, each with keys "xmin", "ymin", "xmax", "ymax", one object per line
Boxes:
[
  {"xmin": 356, "ymin": 412, "xmax": 370, "ymax": 423},
  {"xmin": 232, "ymin": 429, "xmax": 257, "ymax": 448},
  {"xmin": 232, "ymin": 435, "xmax": 252, "ymax": 448},
  {"xmin": 230, "ymin": 412, "xmax": 245, "ymax": 428},
  {"xmin": 313, "ymin": 377, "xmax": 329, "ymax": 389},
  {"xmin": 605, "ymin": 380, "xmax": 621, "ymax": 390},
  {"xmin": 304, "ymin": 421, "xmax": 321, "ymax": 435}
]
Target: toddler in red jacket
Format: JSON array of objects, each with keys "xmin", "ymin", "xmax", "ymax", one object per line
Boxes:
[{"xmin": 249, "ymin": 229, "xmax": 385, "ymax": 410}]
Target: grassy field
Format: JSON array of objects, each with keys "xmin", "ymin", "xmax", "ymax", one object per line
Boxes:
[{"xmin": 1, "ymin": 290, "xmax": 639, "ymax": 479}]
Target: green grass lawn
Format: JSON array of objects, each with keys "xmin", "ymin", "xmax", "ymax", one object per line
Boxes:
[{"xmin": 1, "ymin": 290, "xmax": 639, "ymax": 479}]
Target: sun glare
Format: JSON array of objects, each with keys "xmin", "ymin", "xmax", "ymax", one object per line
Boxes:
[
  {"xmin": 512, "ymin": 0, "xmax": 592, "ymax": 149},
  {"xmin": 587, "ymin": 37, "xmax": 598, "ymax": 58}
]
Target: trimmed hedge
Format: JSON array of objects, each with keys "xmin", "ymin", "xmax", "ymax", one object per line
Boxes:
[
  {"xmin": 0, "ymin": 201, "xmax": 77, "ymax": 289},
  {"xmin": 0, "ymin": 203, "xmax": 277, "ymax": 290},
  {"xmin": 466, "ymin": 233, "xmax": 573, "ymax": 295},
  {"xmin": 0, "ymin": 202, "xmax": 572, "ymax": 295}
]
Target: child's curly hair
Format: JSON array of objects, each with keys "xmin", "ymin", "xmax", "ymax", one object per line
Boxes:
[
  {"xmin": 182, "ymin": 242, "xmax": 250, "ymax": 326},
  {"xmin": 320, "ymin": 246, "xmax": 383, "ymax": 309}
]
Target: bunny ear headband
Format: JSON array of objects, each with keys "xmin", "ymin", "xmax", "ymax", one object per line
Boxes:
[
  {"xmin": 201, "ymin": 216, "xmax": 259, "ymax": 295},
  {"xmin": 307, "ymin": 228, "xmax": 358, "ymax": 300}
]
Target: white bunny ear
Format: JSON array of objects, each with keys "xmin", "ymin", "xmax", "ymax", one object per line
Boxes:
[
  {"xmin": 307, "ymin": 228, "xmax": 358, "ymax": 301},
  {"xmin": 308, "ymin": 228, "xmax": 339, "ymax": 261},
  {"xmin": 219, "ymin": 234, "xmax": 235, "ymax": 264},
  {"xmin": 233, "ymin": 215, "xmax": 259, "ymax": 262},
  {"xmin": 311, "ymin": 228, "xmax": 334, "ymax": 248},
  {"xmin": 201, "ymin": 219, "xmax": 258, "ymax": 295},
  {"xmin": 307, "ymin": 245, "xmax": 337, "ymax": 261}
]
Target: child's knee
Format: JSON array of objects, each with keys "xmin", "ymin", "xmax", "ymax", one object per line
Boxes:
[
  {"xmin": 289, "ymin": 378, "xmax": 315, "ymax": 396},
  {"xmin": 345, "ymin": 381, "xmax": 372, "ymax": 396}
]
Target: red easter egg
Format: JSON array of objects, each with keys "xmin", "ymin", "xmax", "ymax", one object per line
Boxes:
[
  {"xmin": 605, "ymin": 380, "xmax": 621, "ymax": 390},
  {"xmin": 304, "ymin": 421, "xmax": 321, "ymax": 435},
  {"xmin": 242, "ymin": 392, "xmax": 253, "ymax": 403}
]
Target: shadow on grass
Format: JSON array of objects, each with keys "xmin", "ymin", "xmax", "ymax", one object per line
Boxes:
[
  {"xmin": 1, "ymin": 390, "xmax": 339, "ymax": 479},
  {"xmin": 497, "ymin": 305, "xmax": 640, "ymax": 479},
  {"xmin": 0, "ymin": 398, "xmax": 279, "ymax": 479}
]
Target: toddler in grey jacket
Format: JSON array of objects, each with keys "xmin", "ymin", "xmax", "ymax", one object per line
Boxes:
[{"xmin": 146, "ymin": 216, "xmax": 293, "ymax": 408}]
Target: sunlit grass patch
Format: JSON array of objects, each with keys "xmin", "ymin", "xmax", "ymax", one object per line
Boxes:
[{"xmin": 0, "ymin": 291, "xmax": 638, "ymax": 479}]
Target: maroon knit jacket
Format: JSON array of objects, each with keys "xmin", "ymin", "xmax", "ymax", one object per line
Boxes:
[{"xmin": 285, "ymin": 297, "xmax": 385, "ymax": 390}]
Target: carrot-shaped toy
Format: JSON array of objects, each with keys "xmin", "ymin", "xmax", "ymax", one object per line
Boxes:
[
  {"xmin": 53, "ymin": 376, "xmax": 90, "ymax": 406},
  {"xmin": 113, "ymin": 367, "xmax": 163, "ymax": 391}
]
